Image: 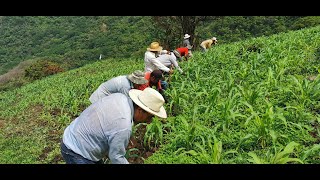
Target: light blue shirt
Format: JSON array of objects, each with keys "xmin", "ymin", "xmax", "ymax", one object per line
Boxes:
[
  {"xmin": 156, "ymin": 53, "xmax": 183, "ymax": 73},
  {"xmin": 89, "ymin": 75, "xmax": 133, "ymax": 104},
  {"xmin": 63, "ymin": 93, "xmax": 134, "ymax": 164}
]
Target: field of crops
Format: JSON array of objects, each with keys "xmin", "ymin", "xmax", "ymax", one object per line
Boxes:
[{"xmin": 1, "ymin": 26, "xmax": 320, "ymax": 163}]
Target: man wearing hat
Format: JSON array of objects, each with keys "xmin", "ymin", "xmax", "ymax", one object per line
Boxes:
[
  {"xmin": 61, "ymin": 87, "xmax": 167, "ymax": 164},
  {"xmin": 144, "ymin": 41, "xmax": 169, "ymax": 73},
  {"xmin": 144, "ymin": 42, "xmax": 170, "ymax": 95},
  {"xmin": 173, "ymin": 46, "xmax": 191, "ymax": 61},
  {"xmin": 182, "ymin": 34, "xmax": 193, "ymax": 57},
  {"xmin": 200, "ymin": 37, "xmax": 218, "ymax": 52},
  {"xmin": 89, "ymin": 70, "xmax": 148, "ymax": 104}
]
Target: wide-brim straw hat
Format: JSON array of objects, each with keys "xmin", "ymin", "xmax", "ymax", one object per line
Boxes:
[
  {"xmin": 184, "ymin": 34, "xmax": 190, "ymax": 39},
  {"xmin": 147, "ymin": 42, "xmax": 163, "ymax": 52},
  {"xmin": 129, "ymin": 88, "xmax": 167, "ymax": 119},
  {"xmin": 127, "ymin": 70, "xmax": 148, "ymax": 84}
]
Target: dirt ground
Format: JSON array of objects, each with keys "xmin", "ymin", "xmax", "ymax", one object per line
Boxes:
[{"xmin": 127, "ymin": 124, "xmax": 158, "ymax": 164}]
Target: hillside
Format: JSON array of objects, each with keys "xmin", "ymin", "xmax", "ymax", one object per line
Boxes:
[
  {"xmin": 1, "ymin": 16, "xmax": 319, "ymax": 78},
  {"xmin": 0, "ymin": 16, "xmax": 155, "ymax": 75},
  {"xmin": 146, "ymin": 26, "xmax": 320, "ymax": 163},
  {"xmin": 0, "ymin": 25, "xmax": 320, "ymax": 164}
]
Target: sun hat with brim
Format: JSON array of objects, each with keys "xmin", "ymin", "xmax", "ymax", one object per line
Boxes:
[
  {"xmin": 127, "ymin": 70, "xmax": 148, "ymax": 85},
  {"xmin": 147, "ymin": 42, "xmax": 163, "ymax": 52},
  {"xmin": 184, "ymin": 34, "xmax": 190, "ymax": 39},
  {"xmin": 129, "ymin": 88, "xmax": 167, "ymax": 119},
  {"xmin": 173, "ymin": 50, "xmax": 181, "ymax": 58}
]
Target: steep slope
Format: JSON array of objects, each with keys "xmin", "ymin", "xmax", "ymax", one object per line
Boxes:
[{"xmin": 0, "ymin": 26, "xmax": 320, "ymax": 164}]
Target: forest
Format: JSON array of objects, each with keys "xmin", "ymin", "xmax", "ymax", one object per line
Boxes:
[{"xmin": 0, "ymin": 16, "xmax": 319, "ymax": 91}]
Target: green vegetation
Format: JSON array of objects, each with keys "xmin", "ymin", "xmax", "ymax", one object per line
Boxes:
[
  {"xmin": 0, "ymin": 58, "xmax": 143, "ymax": 163},
  {"xmin": 145, "ymin": 26, "xmax": 320, "ymax": 164},
  {"xmin": 1, "ymin": 16, "xmax": 320, "ymax": 77},
  {"xmin": 0, "ymin": 16, "xmax": 155, "ymax": 76},
  {"xmin": 1, "ymin": 16, "xmax": 320, "ymax": 92},
  {"xmin": 1, "ymin": 25, "xmax": 320, "ymax": 163}
]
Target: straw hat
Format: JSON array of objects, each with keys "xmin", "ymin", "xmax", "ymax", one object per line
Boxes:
[
  {"xmin": 127, "ymin": 70, "xmax": 148, "ymax": 84},
  {"xmin": 184, "ymin": 34, "xmax": 191, "ymax": 39},
  {"xmin": 147, "ymin": 42, "xmax": 163, "ymax": 52},
  {"xmin": 129, "ymin": 87, "xmax": 167, "ymax": 118},
  {"xmin": 212, "ymin": 37, "xmax": 217, "ymax": 41}
]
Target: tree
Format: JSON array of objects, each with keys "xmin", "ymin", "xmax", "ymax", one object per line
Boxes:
[{"xmin": 152, "ymin": 16, "xmax": 221, "ymax": 49}]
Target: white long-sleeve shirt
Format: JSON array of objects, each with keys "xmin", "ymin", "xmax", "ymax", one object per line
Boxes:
[
  {"xmin": 144, "ymin": 50, "xmax": 170, "ymax": 72},
  {"xmin": 63, "ymin": 93, "xmax": 134, "ymax": 164}
]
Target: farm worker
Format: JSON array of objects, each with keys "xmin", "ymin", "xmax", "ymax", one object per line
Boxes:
[
  {"xmin": 144, "ymin": 42, "xmax": 171, "ymax": 92},
  {"xmin": 144, "ymin": 41, "xmax": 170, "ymax": 73},
  {"xmin": 139, "ymin": 70, "xmax": 169, "ymax": 103},
  {"xmin": 200, "ymin": 37, "xmax": 218, "ymax": 52},
  {"xmin": 182, "ymin": 33, "xmax": 193, "ymax": 57},
  {"xmin": 60, "ymin": 87, "xmax": 167, "ymax": 164},
  {"xmin": 173, "ymin": 46, "xmax": 192, "ymax": 61},
  {"xmin": 154, "ymin": 52, "xmax": 183, "ymax": 74},
  {"xmin": 89, "ymin": 70, "xmax": 148, "ymax": 104}
]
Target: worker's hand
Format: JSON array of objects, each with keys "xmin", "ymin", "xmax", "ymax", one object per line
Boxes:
[{"xmin": 169, "ymin": 69, "xmax": 174, "ymax": 75}]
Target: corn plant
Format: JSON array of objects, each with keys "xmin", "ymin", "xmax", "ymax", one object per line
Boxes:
[
  {"xmin": 300, "ymin": 143, "xmax": 320, "ymax": 163},
  {"xmin": 143, "ymin": 117, "xmax": 168, "ymax": 149},
  {"xmin": 248, "ymin": 141, "xmax": 303, "ymax": 164},
  {"xmin": 217, "ymin": 88, "xmax": 245, "ymax": 132},
  {"xmin": 125, "ymin": 148, "xmax": 139, "ymax": 159},
  {"xmin": 237, "ymin": 83, "xmax": 263, "ymax": 106}
]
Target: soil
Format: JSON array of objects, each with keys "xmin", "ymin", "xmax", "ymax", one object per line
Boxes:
[
  {"xmin": 310, "ymin": 120, "xmax": 320, "ymax": 144},
  {"xmin": 16, "ymin": 105, "xmax": 157, "ymax": 164},
  {"xmin": 307, "ymin": 75, "xmax": 317, "ymax": 81},
  {"xmin": 126, "ymin": 124, "xmax": 158, "ymax": 164}
]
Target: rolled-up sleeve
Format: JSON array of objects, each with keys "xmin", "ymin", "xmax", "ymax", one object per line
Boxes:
[{"xmin": 108, "ymin": 129, "xmax": 131, "ymax": 164}]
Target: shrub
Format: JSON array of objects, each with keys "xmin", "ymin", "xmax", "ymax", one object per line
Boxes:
[{"xmin": 25, "ymin": 60, "xmax": 64, "ymax": 80}]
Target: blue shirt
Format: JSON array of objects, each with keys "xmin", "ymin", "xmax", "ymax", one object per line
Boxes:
[
  {"xmin": 63, "ymin": 93, "xmax": 134, "ymax": 164},
  {"xmin": 89, "ymin": 75, "xmax": 133, "ymax": 104},
  {"xmin": 156, "ymin": 53, "xmax": 183, "ymax": 73}
]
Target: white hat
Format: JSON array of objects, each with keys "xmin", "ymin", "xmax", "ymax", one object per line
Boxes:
[
  {"xmin": 127, "ymin": 70, "xmax": 148, "ymax": 84},
  {"xmin": 212, "ymin": 37, "xmax": 217, "ymax": 41},
  {"xmin": 184, "ymin": 34, "xmax": 191, "ymax": 39},
  {"xmin": 129, "ymin": 88, "xmax": 167, "ymax": 118}
]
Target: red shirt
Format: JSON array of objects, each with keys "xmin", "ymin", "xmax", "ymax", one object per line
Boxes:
[
  {"xmin": 138, "ymin": 71, "xmax": 162, "ymax": 91},
  {"xmin": 176, "ymin": 47, "xmax": 189, "ymax": 57}
]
